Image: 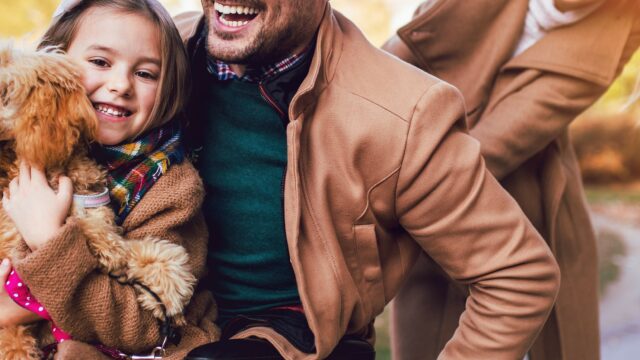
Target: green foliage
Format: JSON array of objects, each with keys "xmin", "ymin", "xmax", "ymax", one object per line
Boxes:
[
  {"xmin": 332, "ymin": 0, "xmax": 392, "ymax": 46},
  {"xmin": 596, "ymin": 228, "xmax": 626, "ymax": 296},
  {"xmin": 586, "ymin": 186, "xmax": 640, "ymax": 204}
]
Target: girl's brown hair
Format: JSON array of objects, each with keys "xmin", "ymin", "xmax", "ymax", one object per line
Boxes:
[{"xmin": 39, "ymin": 0, "xmax": 190, "ymax": 137}]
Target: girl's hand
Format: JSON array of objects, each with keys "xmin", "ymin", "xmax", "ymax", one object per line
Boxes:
[
  {"xmin": 2, "ymin": 162, "xmax": 73, "ymax": 252},
  {"xmin": 0, "ymin": 259, "xmax": 41, "ymax": 327}
]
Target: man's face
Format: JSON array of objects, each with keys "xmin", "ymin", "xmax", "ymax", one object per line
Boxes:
[{"xmin": 201, "ymin": 0, "xmax": 326, "ymax": 65}]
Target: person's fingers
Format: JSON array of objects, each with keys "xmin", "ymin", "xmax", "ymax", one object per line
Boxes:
[
  {"xmin": 18, "ymin": 161, "xmax": 30, "ymax": 185},
  {"xmin": 0, "ymin": 258, "xmax": 11, "ymax": 283},
  {"xmin": 57, "ymin": 176, "xmax": 74, "ymax": 203},
  {"xmin": 8, "ymin": 178, "xmax": 18, "ymax": 197},
  {"xmin": 30, "ymin": 166, "xmax": 48, "ymax": 185},
  {"xmin": 1, "ymin": 190, "xmax": 9, "ymax": 211}
]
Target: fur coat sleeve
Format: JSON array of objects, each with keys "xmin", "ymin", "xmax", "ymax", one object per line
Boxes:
[{"xmin": 13, "ymin": 161, "xmax": 212, "ymax": 355}]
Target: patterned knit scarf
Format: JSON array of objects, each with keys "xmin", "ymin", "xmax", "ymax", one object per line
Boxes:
[{"xmin": 92, "ymin": 121, "xmax": 184, "ymax": 225}]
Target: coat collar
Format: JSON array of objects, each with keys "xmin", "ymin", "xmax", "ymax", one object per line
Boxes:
[
  {"xmin": 397, "ymin": 0, "xmax": 528, "ymax": 112},
  {"xmin": 288, "ymin": 2, "xmax": 342, "ymax": 121},
  {"xmin": 397, "ymin": 0, "xmax": 636, "ymax": 92},
  {"xmin": 504, "ymin": 0, "xmax": 637, "ymax": 87}
]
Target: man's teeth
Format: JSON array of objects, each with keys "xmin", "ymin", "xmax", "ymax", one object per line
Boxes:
[
  {"xmin": 214, "ymin": 3, "xmax": 260, "ymax": 16},
  {"xmin": 94, "ymin": 104, "xmax": 130, "ymax": 117},
  {"xmin": 219, "ymin": 17, "xmax": 250, "ymax": 27}
]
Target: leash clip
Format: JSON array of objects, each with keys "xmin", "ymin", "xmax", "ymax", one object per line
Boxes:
[{"xmin": 130, "ymin": 346, "xmax": 166, "ymax": 359}]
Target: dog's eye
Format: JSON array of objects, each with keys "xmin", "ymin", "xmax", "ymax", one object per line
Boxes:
[{"xmin": 88, "ymin": 58, "xmax": 109, "ymax": 67}]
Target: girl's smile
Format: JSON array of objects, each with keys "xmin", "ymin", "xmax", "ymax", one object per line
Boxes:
[{"xmin": 93, "ymin": 102, "xmax": 133, "ymax": 123}]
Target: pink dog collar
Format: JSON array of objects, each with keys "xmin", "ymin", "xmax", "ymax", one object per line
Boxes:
[{"xmin": 73, "ymin": 187, "xmax": 110, "ymax": 209}]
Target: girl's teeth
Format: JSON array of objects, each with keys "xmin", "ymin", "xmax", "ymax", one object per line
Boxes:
[{"xmin": 95, "ymin": 104, "xmax": 128, "ymax": 117}]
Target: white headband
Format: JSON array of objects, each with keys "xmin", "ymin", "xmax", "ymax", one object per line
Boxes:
[{"xmin": 52, "ymin": 0, "xmax": 83, "ymax": 21}]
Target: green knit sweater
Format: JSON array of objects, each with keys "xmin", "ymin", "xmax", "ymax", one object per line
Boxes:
[{"xmin": 199, "ymin": 79, "xmax": 300, "ymax": 323}]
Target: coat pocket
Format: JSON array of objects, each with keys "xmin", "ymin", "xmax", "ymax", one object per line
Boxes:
[{"xmin": 354, "ymin": 224, "xmax": 386, "ymax": 317}]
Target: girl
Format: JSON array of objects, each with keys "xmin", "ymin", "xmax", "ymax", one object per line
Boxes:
[{"xmin": 0, "ymin": 0, "xmax": 219, "ymax": 358}]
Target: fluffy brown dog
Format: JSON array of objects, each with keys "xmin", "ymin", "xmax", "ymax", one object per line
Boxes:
[{"xmin": 0, "ymin": 43, "xmax": 196, "ymax": 359}]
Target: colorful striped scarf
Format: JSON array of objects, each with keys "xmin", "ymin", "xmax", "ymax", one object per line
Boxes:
[{"xmin": 93, "ymin": 121, "xmax": 184, "ymax": 225}]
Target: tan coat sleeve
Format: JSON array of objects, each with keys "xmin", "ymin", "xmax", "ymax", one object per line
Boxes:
[
  {"xmin": 463, "ymin": 18, "xmax": 640, "ymax": 181},
  {"xmin": 395, "ymin": 82, "xmax": 561, "ymax": 359},
  {"xmin": 14, "ymin": 162, "xmax": 208, "ymax": 354},
  {"xmin": 381, "ymin": 35, "xmax": 421, "ymax": 67},
  {"xmin": 470, "ymin": 70, "xmax": 607, "ymax": 180}
]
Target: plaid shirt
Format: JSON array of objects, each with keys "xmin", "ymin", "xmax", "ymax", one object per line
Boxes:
[{"xmin": 208, "ymin": 50, "xmax": 309, "ymax": 83}]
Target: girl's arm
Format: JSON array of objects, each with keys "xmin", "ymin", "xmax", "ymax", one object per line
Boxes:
[
  {"xmin": 0, "ymin": 259, "xmax": 42, "ymax": 327},
  {"xmin": 11, "ymin": 162, "xmax": 208, "ymax": 354}
]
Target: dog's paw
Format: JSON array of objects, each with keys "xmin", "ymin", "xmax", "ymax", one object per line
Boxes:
[
  {"xmin": 0, "ymin": 325, "xmax": 41, "ymax": 360},
  {"xmin": 124, "ymin": 237, "xmax": 196, "ymax": 321}
]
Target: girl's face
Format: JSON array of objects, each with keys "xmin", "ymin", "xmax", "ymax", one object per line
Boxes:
[{"xmin": 66, "ymin": 7, "xmax": 161, "ymax": 145}]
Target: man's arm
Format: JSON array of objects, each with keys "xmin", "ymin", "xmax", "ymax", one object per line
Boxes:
[
  {"xmin": 395, "ymin": 82, "xmax": 560, "ymax": 359},
  {"xmin": 381, "ymin": 34, "xmax": 420, "ymax": 67}
]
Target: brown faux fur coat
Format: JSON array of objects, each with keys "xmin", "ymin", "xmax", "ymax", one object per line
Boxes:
[{"xmin": 12, "ymin": 161, "xmax": 219, "ymax": 359}]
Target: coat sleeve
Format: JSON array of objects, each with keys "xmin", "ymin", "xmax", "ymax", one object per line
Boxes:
[
  {"xmin": 467, "ymin": 21, "xmax": 640, "ymax": 180},
  {"xmin": 469, "ymin": 70, "xmax": 607, "ymax": 180},
  {"xmin": 14, "ymin": 162, "xmax": 208, "ymax": 354},
  {"xmin": 381, "ymin": 34, "xmax": 421, "ymax": 67},
  {"xmin": 395, "ymin": 82, "xmax": 561, "ymax": 360}
]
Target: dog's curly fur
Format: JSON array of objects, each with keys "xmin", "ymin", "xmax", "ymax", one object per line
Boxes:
[{"xmin": 0, "ymin": 43, "xmax": 196, "ymax": 359}]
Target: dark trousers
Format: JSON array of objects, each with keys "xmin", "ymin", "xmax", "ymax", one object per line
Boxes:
[{"xmin": 186, "ymin": 309, "xmax": 374, "ymax": 359}]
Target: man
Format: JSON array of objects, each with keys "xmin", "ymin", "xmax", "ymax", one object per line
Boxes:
[
  {"xmin": 383, "ymin": 0, "xmax": 640, "ymax": 359},
  {"xmin": 171, "ymin": 0, "xmax": 561, "ymax": 359}
]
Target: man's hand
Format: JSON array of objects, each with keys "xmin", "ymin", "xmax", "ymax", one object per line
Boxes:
[
  {"xmin": 2, "ymin": 162, "xmax": 73, "ymax": 252},
  {"xmin": 0, "ymin": 259, "xmax": 42, "ymax": 327}
]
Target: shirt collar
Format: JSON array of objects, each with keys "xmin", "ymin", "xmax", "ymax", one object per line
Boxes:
[
  {"xmin": 197, "ymin": 22, "xmax": 314, "ymax": 83},
  {"xmin": 207, "ymin": 49, "xmax": 310, "ymax": 83},
  {"xmin": 198, "ymin": 20, "xmax": 311, "ymax": 84}
]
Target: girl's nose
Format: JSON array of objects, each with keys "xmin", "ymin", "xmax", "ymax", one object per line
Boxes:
[{"xmin": 108, "ymin": 71, "xmax": 133, "ymax": 98}]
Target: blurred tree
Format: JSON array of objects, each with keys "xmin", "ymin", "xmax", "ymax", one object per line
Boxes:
[
  {"xmin": 332, "ymin": 0, "xmax": 391, "ymax": 46},
  {"xmin": 0, "ymin": 0, "xmax": 58, "ymax": 39},
  {"xmin": 584, "ymin": 51, "xmax": 640, "ymax": 115}
]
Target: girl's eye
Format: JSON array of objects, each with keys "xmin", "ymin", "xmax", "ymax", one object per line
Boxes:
[
  {"xmin": 88, "ymin": 58, "xmax": 109, "ymax": 67},
  {"xmin": 135, "ymin": 70, "xmax": 158, "ymax": 80}
]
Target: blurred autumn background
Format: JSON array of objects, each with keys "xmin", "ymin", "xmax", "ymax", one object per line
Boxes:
[{"xmin": 2, "ymin": 0, "xmax": 640, "ymax": 358}]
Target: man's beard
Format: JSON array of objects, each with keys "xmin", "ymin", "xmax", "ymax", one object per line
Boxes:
[{"xmin": 205, "ymin": 6, "xmax": 316, "ymax": 66}]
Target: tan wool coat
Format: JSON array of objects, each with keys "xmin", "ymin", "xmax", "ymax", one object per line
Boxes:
[
  {"xmin": 383, "ymin": 0, "xmax": 640, "ymax": 359},
  {"xmin": 13, "ymin": 161, "xmax": 220, "ymax": 360},
  {"xmin": 176, "ymin": 3, "xmax": 560, "ymax": 359}
]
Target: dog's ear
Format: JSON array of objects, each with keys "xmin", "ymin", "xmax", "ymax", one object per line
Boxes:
[
  {"xmin": 0, "ymin": 80, "xmax": 11, "ymax": 107},
  {"xmin": 0, "ymin": 43, "xmax": 18, "ymax": 139},
  {"xmin": 15, "ymin": 83, "xmax": 98, "ymax": 168}
]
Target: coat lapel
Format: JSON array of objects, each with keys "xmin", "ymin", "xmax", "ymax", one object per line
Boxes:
[
  {"xmin": 503, "ymin": 0, "xmax": 635, "ymax": 87},
  {"xmin": 397, "ymin": 0, "xmax": 528, "ymax": 114}
]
